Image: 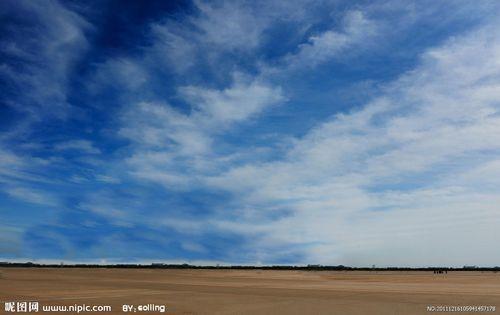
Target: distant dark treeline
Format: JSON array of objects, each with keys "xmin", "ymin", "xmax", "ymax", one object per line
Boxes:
[{"xmin": 1, "ymin": 262, "xmax": 499, "ymax": 271}]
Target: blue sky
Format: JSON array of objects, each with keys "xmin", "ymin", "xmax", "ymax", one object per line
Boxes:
[{"xmin": 1, "ymin": 0, "xmax": 500, "ymax": 267}]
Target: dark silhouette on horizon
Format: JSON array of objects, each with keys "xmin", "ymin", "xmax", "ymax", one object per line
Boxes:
[{"xmin": 0, "ymin": 262, "xmax": 498, "ymax": 272}]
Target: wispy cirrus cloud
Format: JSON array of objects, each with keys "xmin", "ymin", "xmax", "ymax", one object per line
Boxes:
[
  {"xmin": 283, "ymin": 10, "xmax": 380, "ymax": 69},
  {"xmin": 119, "ymin": 75, "xmax": 284, "ymax": 189},
  {"xmin": 54, "ymin": 140, "xmax": 101, "ymax": 155},
  {"xmin": 0, "ymin": 0, "xmax": 89, "ymax": 120},
  {"xmin": 5, "ymin": 187, "xmax": 57, "ymax": 206}
]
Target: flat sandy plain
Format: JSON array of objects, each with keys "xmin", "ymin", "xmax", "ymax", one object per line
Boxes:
[{"xmin": 1, "ymin": 268, "xmax": 500, "ymax": 314}]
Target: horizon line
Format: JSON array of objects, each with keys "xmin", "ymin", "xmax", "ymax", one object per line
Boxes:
[{"xmin": 1, "ymin": 261, "xmax": 497, "ymax": 270}]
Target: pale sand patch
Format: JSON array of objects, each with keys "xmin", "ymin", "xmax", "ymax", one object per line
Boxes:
[{"xmin": 1, "ymin": 268, "xmax": 499, "ymax": 314}]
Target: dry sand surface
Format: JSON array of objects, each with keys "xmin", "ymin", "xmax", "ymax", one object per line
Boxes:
[{"xmin": 1, "ymin": 268, "xmax": 500, "ymax": 314}]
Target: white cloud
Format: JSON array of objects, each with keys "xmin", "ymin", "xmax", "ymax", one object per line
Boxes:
[
  {"xmin": 89, "ymin": 58, "xmax": 148, "ymax": 91},
  {"xmin": 5, "ymin": 187, "xmax": 57, "ymax": 206},
  {"xmin": 284, "ymin": 10, "xmax": 379, "ymax": 68},
  {"xmin": 78, "ymin": 196, "xmax": 134, "ymax": 227},
  {"xmin": 95, "ymin": 175, "xmax": 120, "ymax": 184},
  {"xmin": 180, "ymin": 75, "xmax": 284, "ymax": 125},
  {"xmin": 146, "ymin": 0, "xmax": 338, "ymax": 75},
  {"xmin": 0, "ymin": 145, "xmax": 55, "ymax": 185},
  {"xmin": 119, "ymin": 76, "xmax": 284, "ymax": 189},
  {"xmin": 0, "ymin": 0, "xmax": 89, "ymax": 119},
  {"xmin": 54, "ymin": 140, "xmax": 101, "ymax": 154},
  {"xmin": 194, "ymin": 0, "xmax": 265, "ymax": 50},
  {"xmin": 146, "ymin": 1, "xmax": 269, "ymax": 75}
]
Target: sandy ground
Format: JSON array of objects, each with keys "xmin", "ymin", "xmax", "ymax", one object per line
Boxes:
[{"xmin": 1, "ymin": 268, "xmax": 499, "ymax": 314}]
